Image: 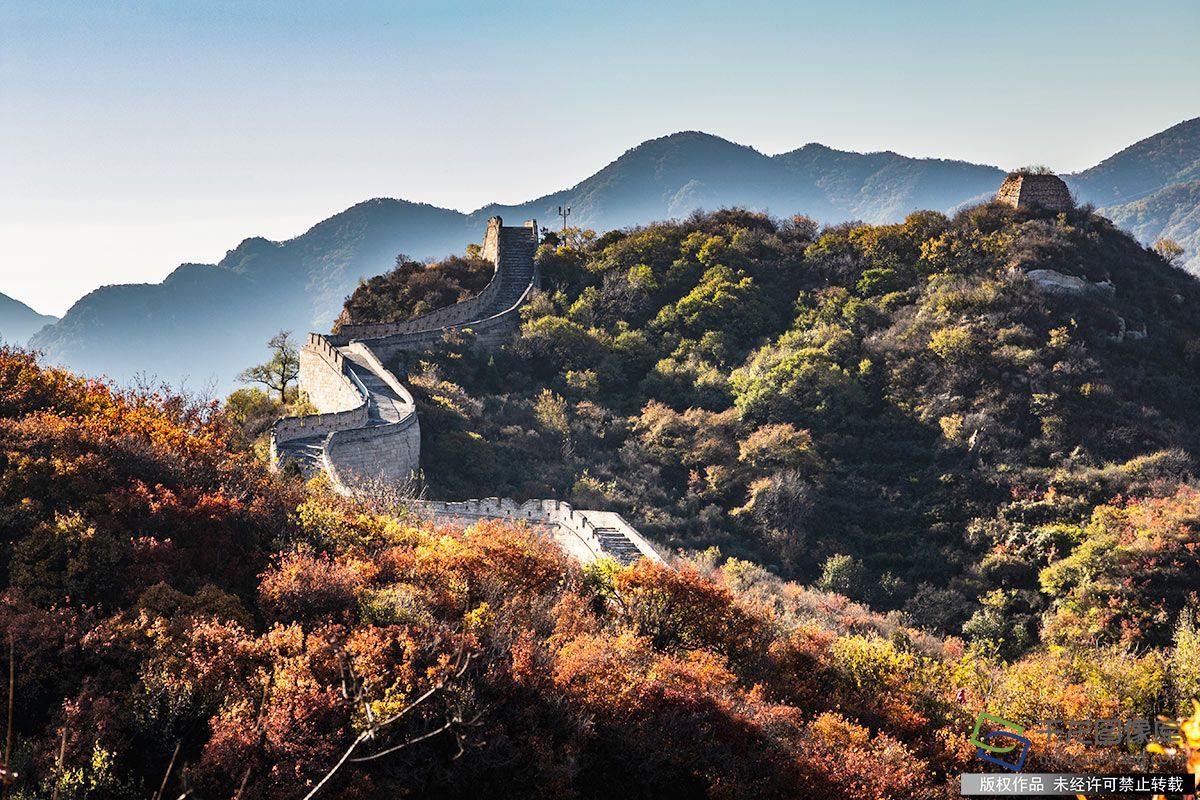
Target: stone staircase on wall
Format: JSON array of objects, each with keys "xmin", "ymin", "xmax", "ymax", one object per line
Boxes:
[
  {"xmin": 271, "ymin": 217, "xmax": 664, "ymax": 566},
  {"xmin": 410, "ymin": 499, "xmax": 662, "ymax": 565},
  {"xmin": 491, "ymin": 230, "xmax": 536, "ymax": 310}
]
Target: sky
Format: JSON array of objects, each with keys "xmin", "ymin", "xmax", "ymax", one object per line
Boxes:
[{"xmin": 1, "ymin": 0, "xmax": 1198, "ymax": 317}]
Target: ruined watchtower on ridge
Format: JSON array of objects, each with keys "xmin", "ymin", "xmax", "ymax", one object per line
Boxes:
[{"xmin": 996, "ymin": 170, "xmax": 1074, "ymax": 212}]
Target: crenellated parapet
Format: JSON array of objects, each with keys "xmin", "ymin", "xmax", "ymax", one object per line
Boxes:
[
  {"xmin": 272, "ymin": 217, "xmax": 663, "ymax": 565},
  {"xmin": 409, "ymin": 498, "xmax": 664, "ymax": 565},
  {"xmin": 297, "ymin": 332, "xmax": 363, "ymax": 412},
  {"xmin": 334, "ymin": 218, "xmax": 536, "ymax": 342}
]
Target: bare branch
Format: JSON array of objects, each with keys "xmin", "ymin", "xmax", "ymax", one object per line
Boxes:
[
  {"xmin": 2, "ymin": 635, "xmax": 15, "ymax": 797},
  {"xmin": 299, "ymin": 729, "xmax": 374, "ymax": 800},
  {"xmin": 348, "ymin": 718, "xmax": 457, "ymax": 763},
  {"xmin": 153, "ymin": 741, "xmax": 181, "ymax": 800},
  {"xmin": 351, "ymin": 708, "xmax": 482, "ymax": 764},
  {"xmin": 50, "ymin": 727, "xmax": 66, "ymax": 800},
  {"xmin": 298, "ymin": 646, "xmax": 475, "ymax": 800}
]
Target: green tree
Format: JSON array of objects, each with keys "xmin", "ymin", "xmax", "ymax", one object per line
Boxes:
[
  {"xmin": 1172, "ymin": 609, "xmax": 1200, "ymax": 710},
  {"xmin": 222, "ymin": 386, "xmax": 284, "ymax": 453},
  {"xmin": 817, "ymin": 554, "xmax": 866, "ymax": 598},
  {"xmin": 237, "ymin": 330, "xmax": 300, "ymax": 402},
  {"xmin": 654, "ymin": 265, "xmax": 775, "ymax": 348},
  {"xmin": 731, "ymin": 327, "xmax": 865, "ymax": 425}
]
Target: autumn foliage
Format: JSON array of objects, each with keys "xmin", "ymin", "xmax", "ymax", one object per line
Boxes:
[
  {"xmin": 0, "ymin": 348, "xmax": 984, "ymax": 798},
  {"xmin": 1, "ymin": 346, "xmax": 1197, "ymax": 797}
]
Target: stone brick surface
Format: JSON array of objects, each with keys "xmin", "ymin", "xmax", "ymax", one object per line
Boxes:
[
  {"xmin": 996, "ymin": 173, "xmax": 1073, "ymax": 211},
  {"xmin": 298, "ymin": 334, "xmax": 363, "ymax": 413}
]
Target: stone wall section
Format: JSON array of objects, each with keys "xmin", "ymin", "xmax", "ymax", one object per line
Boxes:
[
  {"xmin": 410, "ymin": 498, "xmax": 664, "ymax": 565},
  {"xmin": 298, "ymin": 333, "xmax": 364, "ymax": 413},
  {"xmin": 272, "ymin": 333, "xmax": 369, "ymax": 463},
  {"xmin": 343, "ymin": 341, "xmax": 417, "ymax": 405},
  {"xmin": 479, "ymin": 215, "xmax": 502, "ymax": 263},
  {"xmin": 323, "ymin": 417, "xmax": 420, "ymax": 486},
  {"xmin": 335, "ymin": 217, "xmax": 524, "ymax": 342},
  {"xmin": 272, "ymin": 402, "xmax": 367, "ymax": 447},
  {"xmin": 365, "ymin": 278, "xmax": 536, "ymax": 363}
]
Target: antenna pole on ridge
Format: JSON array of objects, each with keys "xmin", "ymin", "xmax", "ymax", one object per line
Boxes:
[{"xmin": 557, "ymin": 205, "xmax": 571, "ymax": 233}]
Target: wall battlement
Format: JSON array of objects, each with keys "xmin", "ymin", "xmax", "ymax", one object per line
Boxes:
[
  {"xmin": 273, "ymin": 217, "xmax": 663, "ymax": 565},
  {"xmin": 334, "ymin": 218, "xmax": 536, "ymax": 342},
  {"xmin": 410, "ymin": 498, "xmax": 663, "ymax": 565}
]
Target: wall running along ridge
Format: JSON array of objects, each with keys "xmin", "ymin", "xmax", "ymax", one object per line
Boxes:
[
  {"xmin": 270, "ymin": 218, "xmax": 664, "ymax": 565},
  {"xmin": 270, "ymin": 335, "xmax": 370, "ymax": 464},
  {"xmin": 333, "ymin": 218, "xmax": 511, "ymax": 342}
]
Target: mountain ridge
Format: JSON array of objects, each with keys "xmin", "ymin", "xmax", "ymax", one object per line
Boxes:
[
  {"xmin": 1066, "ymin": 117, "xmax": 1200, "ymax": 205},
  {"xmin": 0, "ymin": 292, "xmax": 58, "ymax": 346},
  {"xmin": 28, "ymin": 118, "xmax": 1200, "ymax": 390}
]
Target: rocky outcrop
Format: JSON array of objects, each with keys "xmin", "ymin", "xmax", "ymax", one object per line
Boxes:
[{"xmin": 1025, "ymin": 269, "xmax": 1115, "ymax": 297}]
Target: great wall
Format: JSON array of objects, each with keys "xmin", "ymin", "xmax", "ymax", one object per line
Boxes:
[{"xmin": 271, "ymin": 217, "xmax": 663, "ymax": 566}]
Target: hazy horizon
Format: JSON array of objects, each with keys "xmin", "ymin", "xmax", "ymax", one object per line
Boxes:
[{"xmin": 3, "ymin": 0, "xmax": 1198, "ymax": 316}]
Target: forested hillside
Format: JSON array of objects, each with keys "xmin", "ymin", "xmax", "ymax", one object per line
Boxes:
[
  {"xmin": 2, "ymin": 345, "xmax": 1198, "ymax": 797},
  {"xmin": 355, "ymin": 201, "xmax": 1200, "ymax": 656},
  {"xmin": 0, "ymin": 351, "xmax": 1016, "ymax": 797},
  {"xmin": 22, "ymin": 132, "xmax": 1014, "ymax": 392}
]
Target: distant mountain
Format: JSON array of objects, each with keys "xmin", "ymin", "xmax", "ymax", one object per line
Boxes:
[
  {"xmin": 1057, "ymin": 118, "xmax": 1200, "ymax": 272},
  {"xmin": 32, "ymin": 200, "xmax": 475, "ymax": 391},
  {"xmin": 28, "ymin": 120, "xmax": 1200, "ymax": 390},
  {"xmin": 0, "ymin": 292, "xmax": 56, "ymax": 346},
  {"xmin": 1100, "ymin": 180, "xmax": 1200, "ymax": 270},
  {"xmin": 479, "ymin": 132, "xmax": 1004, "ymax": 232},
  {"xmin": 1067, "ymin": 118, "xmax": 1200, "ymax": 206},
  {"xmin": 479, "ymin": 132, "xmax": 834, "ymax": 228},
  {"xmin": 773, "ymin": 143, "xmax": 1004, "ymax": 220}
]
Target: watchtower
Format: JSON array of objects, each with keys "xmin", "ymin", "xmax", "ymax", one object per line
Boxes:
[{"xmin": 995, "ymin": 171, "xmax": 1073, "ymax": 211}]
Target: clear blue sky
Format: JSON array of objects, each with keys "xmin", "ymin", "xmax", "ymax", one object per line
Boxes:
[{"xmin": 2, "ymin": 0, "xmax": 1198, "ymax": 316}]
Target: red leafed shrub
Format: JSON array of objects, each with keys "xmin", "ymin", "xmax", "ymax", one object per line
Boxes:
[
  {"xmin": 800, "ymin": 712, "xmax": 930, "ymax": 800},
  {"xmin": 258, "ymin": 548, "xmax": 371, "ymax": 623},
  {"xmin": 613, "ymin": 560, "xmax": 764, "ymax": 660}
]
